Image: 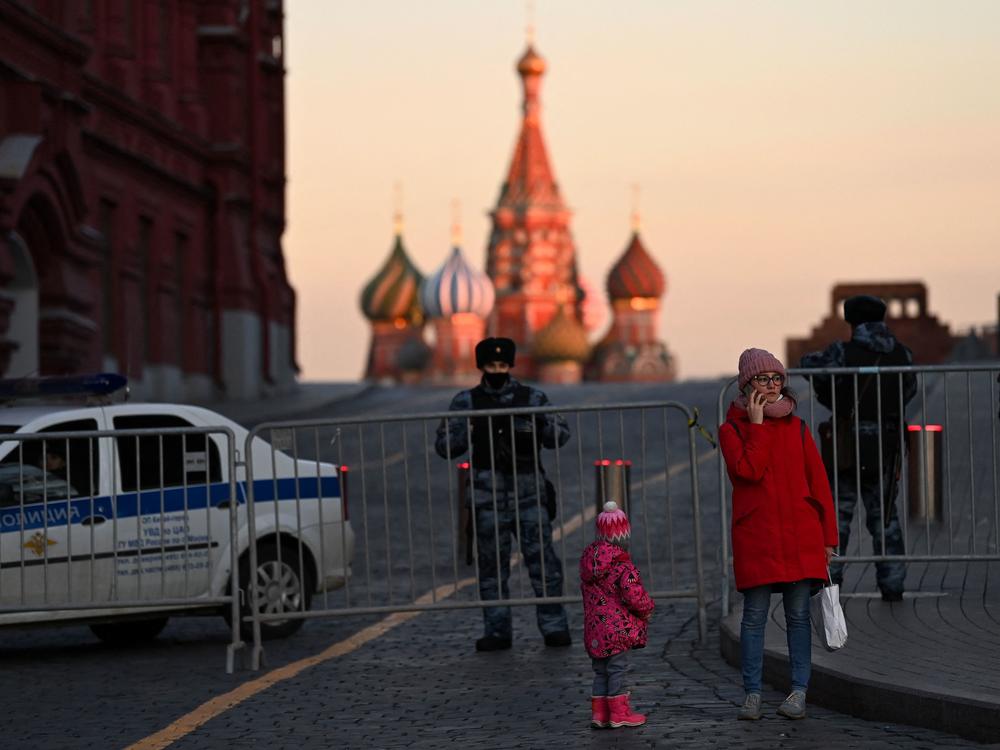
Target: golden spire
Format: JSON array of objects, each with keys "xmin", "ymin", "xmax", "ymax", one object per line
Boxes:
[
  {"xmin": 450, "ymin": 198, "xmax": 462, "ymax": 246},
  {"xmin": 630, "ymin": 183, "xmax": 641, "ymax": 233},
  {"xmin": 392, "ymin": 181, "xmax": 404, "ymax": 235}
]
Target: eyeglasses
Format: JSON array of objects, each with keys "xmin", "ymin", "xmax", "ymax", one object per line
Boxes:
[{"xmin": 752, "ymin": 374, "xmax": 785, "ymax": 386}]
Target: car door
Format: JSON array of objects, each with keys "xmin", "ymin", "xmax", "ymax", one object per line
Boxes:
[
  {"xmin": 108, "ymin": 410, "xmax": 228, "ymax": 602},
  {"xmin": 0, "ymin": 412, "xmax": 113, "ymax": 609}
]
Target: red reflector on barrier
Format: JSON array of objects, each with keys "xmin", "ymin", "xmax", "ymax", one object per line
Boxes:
[
  {"xmin": 908, "ymin": 425, "xmax": 943, "ymax": 432},
  {"xmin": 458, "ymin": 461, "xmax": 470, "ymax": 470},
  {"xmin": 339, "ymin": 465, "xmax": 350, "ymax": 520}
]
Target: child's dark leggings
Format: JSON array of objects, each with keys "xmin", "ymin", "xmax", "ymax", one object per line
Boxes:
[{"xmin": 591, "ymin": 651, "xmax": 629, "ymax": 696}]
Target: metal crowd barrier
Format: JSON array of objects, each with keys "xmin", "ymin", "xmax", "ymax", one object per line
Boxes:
[
  {"xmin": 244, "ymin": 400, "xmax": 707, "ymax": 669},
  {"xmin": 0, "ymin": 426, "xmax": 242, "ymax": 670},
  {"xmin": 716, "ymin": 364, "xmax": 1000, "ymax": 615}
]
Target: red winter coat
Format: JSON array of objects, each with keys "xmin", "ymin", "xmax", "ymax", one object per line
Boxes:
[
  {"xmin": 719, "ymin": 403, "xmax": 838, "ymax": 592},
  {"xmin": 580, "ymin": 540, "xmax": 654, "ymax": 659}
]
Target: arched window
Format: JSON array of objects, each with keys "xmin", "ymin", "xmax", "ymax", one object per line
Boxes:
[{"xmin": 1, "ymin": 232, "xmax": 40, "ymax": 378}]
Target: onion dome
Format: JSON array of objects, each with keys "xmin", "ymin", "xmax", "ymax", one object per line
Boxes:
[
  {"xmin": 360, "ymin": 235, "xmax": 424, "ymax": 324},
  {"xmin": 532, "ymin": 307, "xmax": 591, "ymax": 362},
  {"xmin": 517, "ymin": 45, "xmax": 547, "ymax": 76},
  {"xmin": 606, "ymin": 232, "xmax": 666, "ymax": 301},
  {"xmin": 420, "ymin": 247, "xmax": 495, "ymax": 320}
]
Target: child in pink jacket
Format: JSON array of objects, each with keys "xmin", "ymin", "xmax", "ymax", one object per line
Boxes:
[{"xmin": 580, "ymin": 500, "xmax": 655, "ymax": 729}]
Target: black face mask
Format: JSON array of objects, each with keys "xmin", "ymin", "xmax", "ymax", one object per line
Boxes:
[{"xmin": 483, "ymin": 371, "xmax": 510, "ymax": 390}]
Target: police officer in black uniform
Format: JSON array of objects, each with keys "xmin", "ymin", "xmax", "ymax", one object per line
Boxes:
[
  {"xmin": 801, "ymin": 295, "xmax": 917, "ymax": 600},
  {"xmin": 436, "ymin": 337, "xmax": 572, "ymax": 651}
]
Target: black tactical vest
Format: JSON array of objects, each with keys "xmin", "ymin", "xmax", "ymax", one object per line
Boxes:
[
  {"xmin": 468, "ymin": 384, "xmax": 541, "ymax": 475},
  {"xmin": 835, "ymin": 340, "xmax": 911, "ymax": 428}
]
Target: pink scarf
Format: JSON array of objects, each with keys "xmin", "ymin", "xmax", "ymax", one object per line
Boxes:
[{"xmin": 734, "ymin": 392, "xmax": 796, "ymax": 419}]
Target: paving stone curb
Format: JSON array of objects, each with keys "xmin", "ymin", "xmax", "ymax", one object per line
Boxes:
[{"xmin": 719, "ymin": 612, "xmax": 1000, "ymax": 744}]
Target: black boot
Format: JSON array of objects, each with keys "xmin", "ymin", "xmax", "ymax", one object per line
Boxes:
[
  {"xmin": 544, "ymin": 630, "xmax": 572, "ymax": 647},
  {"xmin": 476, "ymin": 635, "xmax": 512, "ymax": 652}
]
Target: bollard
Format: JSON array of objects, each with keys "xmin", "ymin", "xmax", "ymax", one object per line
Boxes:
[
  {"xmin": 594, "ymin": 459, "xmax": 631, "ymax": 516},
  {"xmin": 906, "ymin": 425, "xmax": 943, "ymax": 521}
]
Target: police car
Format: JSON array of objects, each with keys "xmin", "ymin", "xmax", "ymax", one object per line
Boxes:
[{"xmin": 0, "ymin": 374, "xmax": 354, "ymax": 642}]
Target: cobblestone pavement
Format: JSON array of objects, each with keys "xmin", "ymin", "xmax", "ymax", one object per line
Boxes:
[
  {"xmin": 3, "ymin": 599, "xmax": 982, "ymax": 749},
  {"xmin": 187, "ymin": 605, "xmax": 991, "ymax": 748}
]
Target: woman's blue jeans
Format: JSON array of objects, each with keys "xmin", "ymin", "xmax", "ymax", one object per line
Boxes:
[{"xmin": 740, "ymin": 581, "xmax": 812, "ymax": 694}]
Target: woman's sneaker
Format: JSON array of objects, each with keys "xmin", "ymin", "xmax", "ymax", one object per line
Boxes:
[
  {"xmin": 777, "ymin": 690, "xmax": 806, "ymax": 719},
  {"xmin": 738, "ymin": 692, "xmax": 762, "ymax": 720}
]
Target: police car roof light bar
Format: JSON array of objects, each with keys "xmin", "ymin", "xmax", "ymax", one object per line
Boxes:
[{"xmin": 0, "ymin": 373, "xmax": 129, "ymax": 400}]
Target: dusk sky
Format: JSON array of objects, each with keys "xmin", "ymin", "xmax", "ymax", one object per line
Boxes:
[{"xmin": 284, "ymin": 1, "xmax": 1000, "ymax": 382}]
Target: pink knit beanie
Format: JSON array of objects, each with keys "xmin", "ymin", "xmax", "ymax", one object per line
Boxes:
[
  {"xmin": 738, "ymin": 348, "xmax": 786, "ymax": 391},
  {"xmin": 596, "ymin": 500, "xmax": 631, "ymax": 545}
]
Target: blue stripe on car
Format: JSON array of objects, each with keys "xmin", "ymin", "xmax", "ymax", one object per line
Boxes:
[{"xmin": 0, "ymin": 476, "xmax": 341, "ymax": 534}]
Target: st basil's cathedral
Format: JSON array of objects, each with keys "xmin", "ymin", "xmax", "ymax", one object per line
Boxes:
[{"xmin": 360, "ymin": 42, "xmax": 676, "ymax": 385}]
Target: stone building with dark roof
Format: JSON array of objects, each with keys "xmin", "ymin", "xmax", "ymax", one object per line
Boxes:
[{"xmin": 786, "ymin": 282, "xmax": 955, "ymax": 366}]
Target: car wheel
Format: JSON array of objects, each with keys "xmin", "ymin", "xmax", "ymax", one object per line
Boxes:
[
  {"xmin": 90, "ymin": 617, "xmax": 169, "ymax": 645},
  {"xmin": 234, "ymin": 540, "xmax": 313, "ymax": 641}
]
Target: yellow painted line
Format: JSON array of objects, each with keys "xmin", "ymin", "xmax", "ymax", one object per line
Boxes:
[
  {"xmin": 129, "ymin": 446, "xmax": 714, "ymax": 749},
  {"xmin": 125, "ymin": 577, "xmax": 475, "ymax": 750}
]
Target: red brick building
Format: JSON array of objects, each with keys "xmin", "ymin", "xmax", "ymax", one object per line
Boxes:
[
  {"xmin": 786, "ymin": 282, "xmax": 955, "ymax": 366},
  {"xmin": 0, "ymin": 0, "xmax": 295, "ymax": 400}
]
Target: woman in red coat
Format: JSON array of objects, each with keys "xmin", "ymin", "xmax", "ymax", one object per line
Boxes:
[{"xmin": 719, "ymin": 348, "xmax": 838, "ymax": 721}]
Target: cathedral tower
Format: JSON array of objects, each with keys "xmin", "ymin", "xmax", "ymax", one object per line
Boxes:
[{"xmin": 485, "ymin": 43, "xmax": 582, "ymax": 378}]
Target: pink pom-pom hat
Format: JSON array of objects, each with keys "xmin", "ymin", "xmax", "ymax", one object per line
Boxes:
[{"xmin": 596, "ymin": 500, "xmax": 631, "ymax": 545}]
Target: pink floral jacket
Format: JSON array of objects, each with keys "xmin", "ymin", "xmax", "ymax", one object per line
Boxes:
[{"xmin": 579, "ymin": 540, "xmax": 655, "ymax": 659}]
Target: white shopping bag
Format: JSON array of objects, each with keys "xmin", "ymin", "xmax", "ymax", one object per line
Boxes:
[{"xmin": 810, "ymin": 581, "xmax": 848, "ymax": 651}]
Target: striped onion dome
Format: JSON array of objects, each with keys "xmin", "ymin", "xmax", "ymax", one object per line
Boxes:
[
  {"xmin": 420, "ymin": 246, "xmax": 495, "ymax": 320},
  {"xmin": 606, "ymin": 232, "xmax": 666, "ymax": 300},
  {"xmin": 532, "ymin": 307, "xmax": 591, "ymax": 362},
  {"xmin": 360, "ymin": 235, "xmax": 424, "ymax": 324}
]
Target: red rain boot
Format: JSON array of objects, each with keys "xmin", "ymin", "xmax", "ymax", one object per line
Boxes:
[
  {"xmin": 590, "ymin": 696, "xmax": 610, "ymax": 728},
  {"xmin": 607, "ymin": 693, "xmax": 646, "ymax": 728}
]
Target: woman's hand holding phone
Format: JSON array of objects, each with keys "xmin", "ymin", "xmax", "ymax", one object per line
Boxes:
[{"xmin": 747, "ymin": 390, "xmax": 766, "ymax": 424}]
